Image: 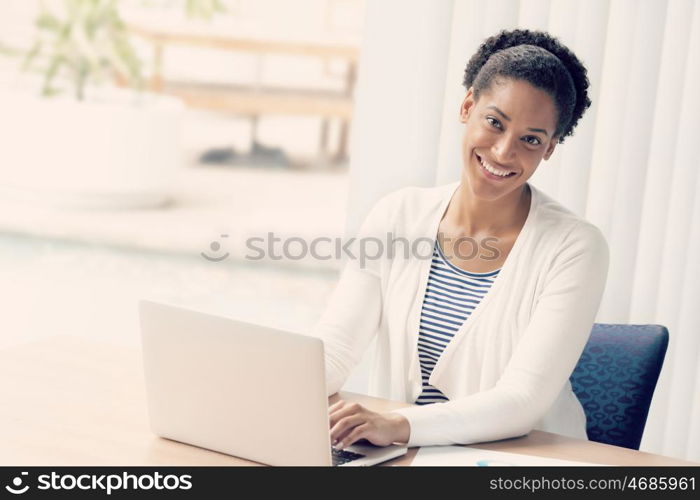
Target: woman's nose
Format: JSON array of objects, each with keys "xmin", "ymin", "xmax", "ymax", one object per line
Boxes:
[{"xmin": 492, "ymin": 134, "xmax": 517, "ymax": 163}]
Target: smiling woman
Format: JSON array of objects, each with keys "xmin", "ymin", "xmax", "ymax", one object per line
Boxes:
[{"xmin": 316, "ymin": 29, "xmax": 607, "ymax": 450}]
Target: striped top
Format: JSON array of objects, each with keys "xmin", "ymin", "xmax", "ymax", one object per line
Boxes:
[{"xmin": 415, "ymin": 240, "xmax": 501, "ymax": 405}]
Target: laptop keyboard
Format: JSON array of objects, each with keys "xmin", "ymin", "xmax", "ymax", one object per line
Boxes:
[{"xmin": 332, "ymin": 447, "xmax": 366, "ymax": 466}]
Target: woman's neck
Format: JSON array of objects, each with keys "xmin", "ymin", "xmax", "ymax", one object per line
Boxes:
[{"xmin": 445, "ymin": 182, "xmax": 531, "ymax": 237}]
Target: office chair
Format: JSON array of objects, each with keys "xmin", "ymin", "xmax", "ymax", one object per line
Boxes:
[{"xmin": 569, "ymin": 323, "xmax": 669, "ymax": 450}]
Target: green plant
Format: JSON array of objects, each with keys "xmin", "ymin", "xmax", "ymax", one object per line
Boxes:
[
  {"xmin": 185, "ymin": 0, "xmax": 225, "ymax": 19},
  {"xmin": 22, "ymin": 0, "xmax": 226, "ymax": 101},
  {"xmin": 24, "ymin": 0, "xmax": 142, "ymax": 100}
]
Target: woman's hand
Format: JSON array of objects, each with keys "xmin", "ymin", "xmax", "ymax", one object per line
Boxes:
[{"xmin": 328, "ymin": 400, "xmax": 410, "ymax": 449}]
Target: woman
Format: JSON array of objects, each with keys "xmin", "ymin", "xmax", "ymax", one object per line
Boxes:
[{"xmin": 316, "ymin": 29, "xmax": 609, "ymax": 449}]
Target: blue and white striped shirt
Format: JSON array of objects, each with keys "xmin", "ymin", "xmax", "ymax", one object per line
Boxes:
[{"xmin": 415, "ymin": 240, "xmax": 501, "ymax": 405}]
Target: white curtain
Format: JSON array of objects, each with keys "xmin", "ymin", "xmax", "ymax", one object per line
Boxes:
[{"xmin": 347, "ymin": 0, "xmax": 700, "ymax": 461}]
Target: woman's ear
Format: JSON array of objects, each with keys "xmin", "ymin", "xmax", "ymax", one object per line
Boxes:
[
  {"xmin": 460, "ymin": 87, "xmax": 475, "ymax": 123},
  {"xmin": 543, "ymin": 137, "xmax": 559, "ymax": 160}
]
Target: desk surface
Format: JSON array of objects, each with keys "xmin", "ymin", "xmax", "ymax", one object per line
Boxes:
[{"xmin": 0, "ymin": 336, "xmax": 695, "ymax": 466}]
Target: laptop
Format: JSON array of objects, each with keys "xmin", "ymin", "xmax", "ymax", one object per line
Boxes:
[{"xmin": 138, "ymin": 300, "xmax": 408, "ymax": 466}]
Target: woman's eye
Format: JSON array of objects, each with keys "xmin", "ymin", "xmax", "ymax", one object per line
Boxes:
[
  {"xmin": 486, "ymin": 117, "xmax": 501, "ymax": 129},
  {"xmin": 525, "ymin": 136, "xmax": 542, "ymax": 146}
]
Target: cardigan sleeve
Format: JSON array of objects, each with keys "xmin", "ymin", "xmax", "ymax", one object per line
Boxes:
[
  {"xmin": 390, "ymin": 221, "xmax": 609, "ymax": 447},
  {"xmin": 312, "ymin": 192, "xmax": 395, "ymax": 396}
]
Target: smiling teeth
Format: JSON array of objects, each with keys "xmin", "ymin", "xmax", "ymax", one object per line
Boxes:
[{"xmin": 479, "ymin": 156, "xmax": 514, "ymax": 177}]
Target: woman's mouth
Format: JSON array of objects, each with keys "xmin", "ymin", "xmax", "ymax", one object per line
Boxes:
[{"xmin": 475, "ymin": 153, "xmax": 517, "ymax": 180}]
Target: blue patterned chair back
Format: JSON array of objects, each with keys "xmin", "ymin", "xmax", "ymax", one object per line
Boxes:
[{"xmin": 569, "ymin": 323, "xmax": 669, "ymax": 450}]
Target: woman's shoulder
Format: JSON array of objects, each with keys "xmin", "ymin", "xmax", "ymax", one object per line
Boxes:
[
  {"xmin": 371, "ymin": 181, "xmax": 458, "ymax": 221},
  {"xmin": 530, "ymin": 185, "xmax": 608, "ymax": 256},
  {"xmin": 355, "ymin": 182, "xmax": 457, "ymax": 241}
]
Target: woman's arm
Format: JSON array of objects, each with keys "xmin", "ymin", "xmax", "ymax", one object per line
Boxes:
[
  {"xmin": 390, "ymin": 221, "xmax": 610, "ymax": 447},
  {"xmin": 314, "ymin": 264, "xmax": 383, "ymax": 396},
  {"xmin": 313, "ymin": 192, "xmax": 395, "ymax": 396}
]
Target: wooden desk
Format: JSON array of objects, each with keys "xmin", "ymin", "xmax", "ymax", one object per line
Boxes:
[
  {"xmin": 128, "ymin": 25, "xmax": 359, "ymax": 163},
  {"xmin": 0, "ymin": 336, "xmax": 695, "ymax": 466}
]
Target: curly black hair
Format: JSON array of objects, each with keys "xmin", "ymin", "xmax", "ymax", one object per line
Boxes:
[{"xmin": 463, "ymin": 29, "xmax": 591, "ymax": 144}]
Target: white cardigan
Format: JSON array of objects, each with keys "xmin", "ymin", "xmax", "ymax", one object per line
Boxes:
[{"xmin": 314, "ymin": 181, "xmax": 609, "ymax": 447}]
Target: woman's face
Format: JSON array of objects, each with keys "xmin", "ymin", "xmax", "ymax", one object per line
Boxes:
[{"xmin": 460, "ymin": 78, "xmax": 559, "ymax": 201}]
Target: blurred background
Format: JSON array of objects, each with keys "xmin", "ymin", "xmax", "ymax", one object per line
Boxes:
[
  {"xmin": 1, "ymin": 0, "xmax": 699, "ymax": 462},
  {"xmin": 0, "ymin": 1, "xmax": 359, "ymax": 346}
]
